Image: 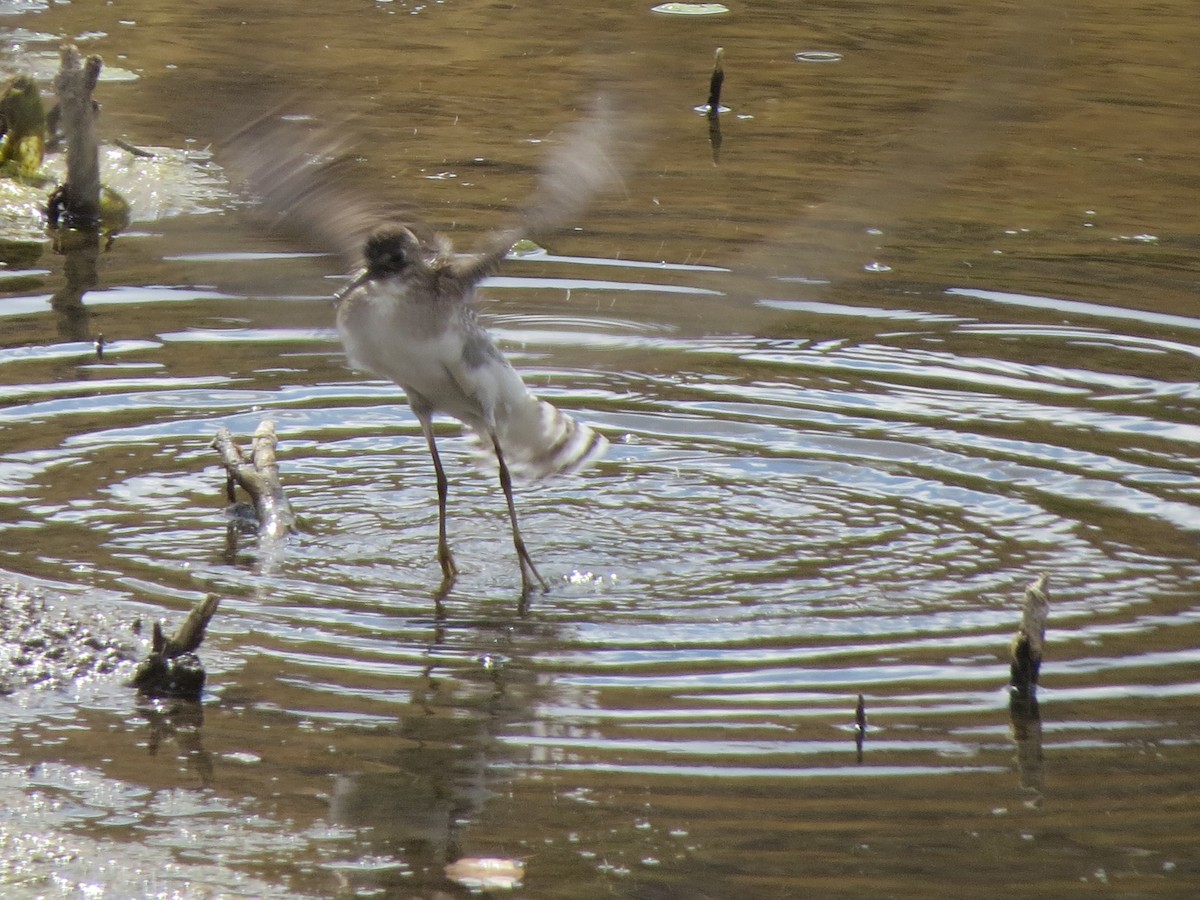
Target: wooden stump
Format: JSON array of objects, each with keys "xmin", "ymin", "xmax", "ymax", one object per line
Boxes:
[
  {"xmin": 48, "ymin": 45, "xmax": 102, "ymax": 230},
  {"xmin": 131, "ymin": 596, "xmax": 220, "ymax": 701}
]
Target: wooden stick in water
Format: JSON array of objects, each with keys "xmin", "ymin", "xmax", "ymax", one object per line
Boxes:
[
  {"xmin": 706, "ymin": 48, "xmax": 725, "ymax": 164},
  {"xmin": 211, "ymin": 421, "xmax": 295, "ymax": 539},
  {"xmin": 854, "ymin": 693, "xmax": 867, "ymax": 762},
  {"xmin": 48, "ymin": 45, "xmax": 102, "ymax": 229},
  {"xmin": 1009, "ymin": 573, "xmax": 1049, "ymax": 697},
  {"xmin": 707, "ymin": 47, "xmax": 725, "ymax": 111}
]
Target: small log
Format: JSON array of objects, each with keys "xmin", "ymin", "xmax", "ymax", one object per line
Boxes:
[
  {"xmin": 48, "ymin": 45, "xmax": 102, "ymax": 230},
  {"xmin": 1009, "ymin": 573, "xmax": 1049, "ymax": 697},
  {"xmin": 211, "ymin": 421, "xmax": 295, "ymax": 539}
]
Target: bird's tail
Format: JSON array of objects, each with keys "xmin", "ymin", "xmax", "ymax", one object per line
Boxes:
[{"xmin": 471, "ymin": 396, "xmax": 608, "ymax": 482}]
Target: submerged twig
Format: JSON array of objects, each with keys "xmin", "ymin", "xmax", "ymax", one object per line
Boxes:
[{"xmin": 114, "ymin": 137, "xmax": 156, "ymax": 159}]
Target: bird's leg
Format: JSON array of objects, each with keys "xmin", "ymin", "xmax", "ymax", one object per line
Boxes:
[
  {"xmin": 492, "ymin": 433, "xmax": 549, "ymax": 597},
  {"xmin": 419, "ymin": 416, "xmax": 458, "ymax": 592}
]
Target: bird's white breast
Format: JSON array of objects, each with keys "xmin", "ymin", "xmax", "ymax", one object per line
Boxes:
[{"xmin": 336, "ymin": 278, "xmax": 530, "ymax": 430}]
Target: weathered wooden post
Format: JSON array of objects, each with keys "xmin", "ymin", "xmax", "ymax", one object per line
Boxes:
[
  {"xmin": 48, "ymin": 45, "xmax": 102, "ymax": 229},
  {"xmin": 1009, "ymin": 573, "xmax": 1049, "ymax": 698}
]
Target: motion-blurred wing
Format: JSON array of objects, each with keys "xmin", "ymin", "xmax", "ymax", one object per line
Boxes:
[
  {"xmin": 223, "ymin": 92, "xmax": 637, "ymax": 284},
  {"xmin": 449, "ymin": 93, "xmax": 635, "ymax": 287},
  {"xmin": 220, "ymin": 110, "xmax": 412, "ymax": 270}
]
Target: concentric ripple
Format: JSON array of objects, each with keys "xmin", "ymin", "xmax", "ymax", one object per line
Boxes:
[{"xmin": 2, "ymin": 239, "xmax": 1198, "ymax": 895}]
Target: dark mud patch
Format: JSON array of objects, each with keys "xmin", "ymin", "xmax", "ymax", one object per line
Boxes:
[
  {"xmin": 0, "ymin": 584, "xmax": 301, "ymax": 896},
  {"xmin": 0, "ymin": 581, "xmax": 136, "ymax": 695}
]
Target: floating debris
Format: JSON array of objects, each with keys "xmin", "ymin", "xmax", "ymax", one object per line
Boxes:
[
  {"xmin": 0, "ymin": 74, "xmax": 47, "ymax": 178},
  {"xmin": 651, "ymin": 2, "xmax": 730, "ymax": 15},
  {"xmin": 508, "ymin": 237, "xmax": 547, "ymax": 258},
  {"xmin": 0, "ymin": 583, "xmax": 133, "ymax": 695},
  {"xmin": 444, "ymin": 857, "xmax": 525, "ymax": 891},
  {"xmin": 706, "ymin": 47, "xmax": 725, "ymax": 112},
  {"xmin": 795, "ymin": 50, "xmax": 844, "ymax": 63},
  {"xmin": 697, "ymin": 48, "xmax": 726, "ymax": 163}
]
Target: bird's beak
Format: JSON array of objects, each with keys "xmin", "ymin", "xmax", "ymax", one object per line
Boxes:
[{"xmin": 334, "ymin": 267, "xmax": 369, "ymax": 303}]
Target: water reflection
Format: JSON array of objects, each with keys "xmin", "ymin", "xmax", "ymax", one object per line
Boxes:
[
  {"xmin": 325, "ymin": 654, "xmax": 512, "ymax": 893},
  {"xmin": 1009, "ymin": 694, "xmax": 1044, "ymax": 806},
  {"xmin": 46, "ymin": 230, "xmax": 98, "ymax": 340},
  {"xmin": 137, "ymin": 700, "xmax": 214, "ymax": 789}
]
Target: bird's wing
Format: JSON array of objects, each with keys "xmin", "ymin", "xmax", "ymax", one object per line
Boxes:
[
  {"xmin": 447, "ymin": 93, "xmax": 632, "ymax": 287},
  {"xmin": 223, "ymin": 92, "xmax": 636, "ymax": 283},
  {"xmin": 220, "ymin": 108, "xmax": 416, "ymax": 271}
]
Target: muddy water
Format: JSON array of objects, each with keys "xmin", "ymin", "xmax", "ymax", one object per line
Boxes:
[{"xmin": 2, "ymin": 1, "xmax": 1199, "ymax": 897}]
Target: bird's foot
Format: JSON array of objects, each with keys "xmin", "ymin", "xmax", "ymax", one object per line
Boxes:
[
  {"xmin": 518, "ymin": 554, "xmax": 550, "ymax": 598},
  {"xmin": 435, "ymin": 544, "xmax": 459, "ymax": 599}
]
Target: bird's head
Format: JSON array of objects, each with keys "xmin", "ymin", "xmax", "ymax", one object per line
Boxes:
[{"xmin": 363, "ymin": 226, "xmax": 423, "ymax": 277}]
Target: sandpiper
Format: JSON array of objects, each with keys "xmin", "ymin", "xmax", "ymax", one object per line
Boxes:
[
  {"xmin": 334, "ymin": 222, "xmax": 607, "ymax": 595},
  {"xmin": 228, "ymin": 98, "xmax": 622, "ymax": 596}
]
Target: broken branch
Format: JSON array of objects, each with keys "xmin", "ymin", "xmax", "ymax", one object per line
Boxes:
[{"xmin": 211, "ymin": 421, "xmax": 295, "ymax": 540}]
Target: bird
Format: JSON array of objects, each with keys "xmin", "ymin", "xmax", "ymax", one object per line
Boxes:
[{"xmin": 224, "ymin": 96, "xmax": 624, "ymax": 597}]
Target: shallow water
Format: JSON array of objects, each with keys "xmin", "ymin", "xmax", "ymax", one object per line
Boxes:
[{"xmin": 1, "ymin": 1, "xmax": 1199, "ymax": 897}]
